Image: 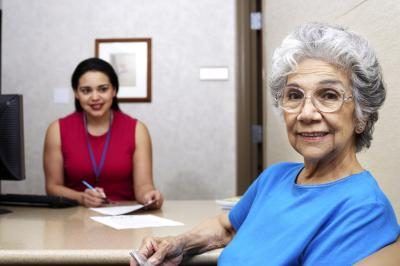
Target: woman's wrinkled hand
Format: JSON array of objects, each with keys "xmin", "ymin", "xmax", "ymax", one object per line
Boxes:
[{"xmin": 130, "ymin": 236, "xmax": 184, "ymax": 266}]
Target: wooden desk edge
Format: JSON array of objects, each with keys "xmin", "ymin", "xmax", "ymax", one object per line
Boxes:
[{"xmin": 0, "ymin": 249, "xmax": 221, "ymax": 265}]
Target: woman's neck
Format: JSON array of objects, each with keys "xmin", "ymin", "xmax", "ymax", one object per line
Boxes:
[
  {"xmin": 84, "ymin": 110, "xmax": 113, "ymax": 136},
  {"xmin": 298, "ymin": 148, "xmax": 363, "ymax": 185}
]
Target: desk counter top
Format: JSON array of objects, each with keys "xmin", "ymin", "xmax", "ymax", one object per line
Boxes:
[{"xmin": 0, "ymin": 200, "xmax": 225, "ymax": 265}]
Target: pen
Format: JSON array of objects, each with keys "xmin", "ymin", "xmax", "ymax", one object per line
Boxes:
[
  {"xmin": 82, "ymin": 180, "xmax": 109, "ymax": 203},
  {"xmin": 144, "ymin": 199, "xmax": 156, "ymax": 208}
]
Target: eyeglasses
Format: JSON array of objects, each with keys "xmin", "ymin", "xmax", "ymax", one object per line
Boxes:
[{"xmin": 276, "ymin": 87, "xmax": 353, "ymax": 113}]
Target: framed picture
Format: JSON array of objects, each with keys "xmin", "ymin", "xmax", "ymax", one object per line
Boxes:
[{"xmin": 95, "ymin": 38, "xmax": 151, "ymax": 102}]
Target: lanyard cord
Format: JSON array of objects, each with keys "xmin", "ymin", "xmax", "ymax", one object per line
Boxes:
[{"xmin": 83, "ymin": 111, "xmax": 113, "ymax": 184}]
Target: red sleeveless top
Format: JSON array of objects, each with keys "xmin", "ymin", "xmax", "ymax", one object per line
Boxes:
[{"xmin": 59, "ymin": 111, "xmax": 137, "ymax": 201}]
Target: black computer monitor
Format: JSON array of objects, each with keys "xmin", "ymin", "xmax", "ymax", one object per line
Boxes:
[{"xmin": 0, "ymin": 94, "xmax": 25, "ymax": 214}]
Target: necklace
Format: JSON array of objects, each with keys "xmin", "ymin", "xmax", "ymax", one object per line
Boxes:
[{"xmin": 83, "ymin": 111, "xmax": 113, "ymax": 184}]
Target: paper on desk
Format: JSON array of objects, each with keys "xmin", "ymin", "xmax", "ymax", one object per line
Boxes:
[
  {"xmin": 90, "ymin": 204, "xmax": 146, "ymax": 216},
  {"xmin": 91, "ymin": 214, "xmax": 184, "ymax": 230}
]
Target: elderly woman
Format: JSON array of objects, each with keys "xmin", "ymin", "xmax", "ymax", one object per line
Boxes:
[{"xmin": 131, "ymin": 22, "xmax": 399, "ymax": 265}]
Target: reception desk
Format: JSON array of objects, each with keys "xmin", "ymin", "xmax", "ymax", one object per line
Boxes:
[{"xmin": 0, "ymin": 200, "xmax": 224, "ymax": 265}]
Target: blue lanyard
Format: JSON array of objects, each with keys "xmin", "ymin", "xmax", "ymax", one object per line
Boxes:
[{"xmin": 83, "ymin": 112, "xmax": 113, "ymax": 184}]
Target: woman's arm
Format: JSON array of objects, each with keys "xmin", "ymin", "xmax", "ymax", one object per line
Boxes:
[
  {"xmin": 131, "ymin": 213, "xmax": 235, "ymax": 266},
  {"xmin": 356, "ymin": 238, "xmax": 400, "ymax": 266},
  {"xmin": 43, "ymin": 121, "xmax": 104, "ymax": 207},
  {"xmin": 133, "ymin": 121, "xmax": 163, "ymax": 208}
]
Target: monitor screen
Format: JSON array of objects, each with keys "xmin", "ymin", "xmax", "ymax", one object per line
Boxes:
[{"xmin": 0, "ymin": 94, "xmax": 25, "ymax": 181}]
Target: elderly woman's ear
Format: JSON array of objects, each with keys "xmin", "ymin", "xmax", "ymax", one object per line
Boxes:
[{"xmin": 355, "ymin": 120, "xmax": 366, "ymax": 134}]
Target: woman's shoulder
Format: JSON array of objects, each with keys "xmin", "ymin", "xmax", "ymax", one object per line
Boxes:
[
  {"xmin": 113, "ymin": 111, "xmax": 138, "ymax": 124},
  {"xmin": 45, "ymin": 119, "xmax": 60, "ymax": 138},
  {"xmin": 46, "ymin": 112, "xmax": 78, "ymax": 132},
  {"xmin": 345, "ymin": 171, "xmax": 391, "ymax": 205},
  {"xmin": 57, "ymin": 112, "xmax": 83, "ymax": 134},
  {"xmin": 112, "ymin": 111, "xmax": 141, "ymax": 138},
  {"xmin": 58, "ymin": 111, "xmax": 82, "ymax": 124},
  {"xmin": 114, "ymin": 110, "xmax": 136, "ymax": 120}
]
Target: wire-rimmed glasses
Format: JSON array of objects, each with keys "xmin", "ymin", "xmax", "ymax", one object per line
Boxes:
[{"xmin": 276, "ymin": 86, "xmax": 353, "ymax": 113}]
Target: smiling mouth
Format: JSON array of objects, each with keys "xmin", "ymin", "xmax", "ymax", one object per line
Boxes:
[
  {"xmin": 90, "ymin": 104, "xmax": 103, "ymax": 110},
  {"xmin": 298, "ymin": 132, "xmax": 328, "ymax": 137},
  {"xmin": 298, "ymin": 132, "xmax": 328, "ymax": 141}
]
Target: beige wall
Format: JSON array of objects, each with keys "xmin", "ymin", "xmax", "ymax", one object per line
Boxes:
[
  {"xmin": 1, "ymin": 0, "xmax": 237, "ymax": 199},
  {"xmin": 262, "ymin": 0, "xmax": 400, "ymax": 217}
]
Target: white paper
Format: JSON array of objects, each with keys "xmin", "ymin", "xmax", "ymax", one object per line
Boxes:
[
  {"xmin": 90, "ymin": 204, "xmax": 145, "ymax": 216},
  {"xmin": 91, "ymin": 214, "xmax": 184, "ymax": 230}
]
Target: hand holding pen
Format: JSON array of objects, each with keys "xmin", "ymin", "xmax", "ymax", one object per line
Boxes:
[{"xmin": 81, "ymin": 180, "xmax": 110, "ymax": 207}]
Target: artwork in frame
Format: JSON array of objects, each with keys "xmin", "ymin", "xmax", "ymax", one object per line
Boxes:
[{"xmin": 95, "ymin": 38, "xmax": 151, "ymax": 102}]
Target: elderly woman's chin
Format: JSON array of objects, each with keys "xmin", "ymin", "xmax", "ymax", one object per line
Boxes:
[{"xmin": 293, "ymin": 142, "xmax": 337, "ymax": 162}]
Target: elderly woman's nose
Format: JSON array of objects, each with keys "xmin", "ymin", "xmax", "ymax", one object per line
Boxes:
[{"xmin": 297, "ymin": 97, "xmax": 320, "ymax": 121}]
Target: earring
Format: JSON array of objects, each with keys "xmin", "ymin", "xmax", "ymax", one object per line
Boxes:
[{"xmin": 355, "ymin": 123, "xmax": 365, "ymax": 134}]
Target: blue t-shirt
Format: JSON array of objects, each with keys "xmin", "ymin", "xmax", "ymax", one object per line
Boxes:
[{"xmin": 219, "ymin": 162, "xmax": 399, "ymax": 265}]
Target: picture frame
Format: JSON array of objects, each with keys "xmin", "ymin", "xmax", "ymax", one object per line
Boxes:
[{"xmin": 95, "ymin": 38, "xmax": 151, "ymax": 102}]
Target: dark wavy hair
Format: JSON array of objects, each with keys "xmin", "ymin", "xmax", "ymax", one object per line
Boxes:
[{"xmin": 71, "ymin": 57, "xmax": 120, "ymax": 111}]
